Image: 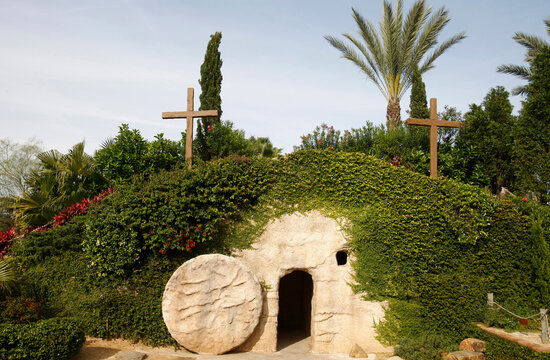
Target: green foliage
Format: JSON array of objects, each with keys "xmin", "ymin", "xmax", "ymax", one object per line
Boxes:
[
  {"xmin": 95, "ymin": 124, "xmax": 186, "ymax": 184},
  {"xmin": 0, "ymin": 138, "xmax": 42, "ymax": 199},
  {"xmin": 11, "ymin": 142, "xmax": 103, "ymax": 229},
  {"xmin": 146, "ymin": 133, "xmax": 185, "ymax": 172},
  {"xmin": 0, "ymin": 259, "xmax": 16, "ymax": 295},
  {"xmin": 497, "ymin": 17, "xmax": 550, "ymax": 96},
  {"xmin": 0, "ymin": 318, "xmax": 84, "ymax": 360},
  {"xmin": 513, "ymin": 48, "xmax": 550, "ymax": 203},
  {"xmin": 409, "ymin": 66, "xmax": 430, "ymax": 119},
  {"xmin": 95, "ymin": 124, "xmax": 149, "ymax": 183},
  {"xmin": 197, "ymin": 32, "xmax": 223, "ymax": 161},
  {"xmin": 296, "ymin": 122, "xmax": 429, "ymax": 173},
  {"xmin": 394, "ymin": 334, "xmax": 454, "ymax": 360},
  {"xmin": 9, "ymin": 149, "xmax": 549, "ymax": 352},
  {"xmin": 454, "ymin": 87, "xmax": 515, "ymax": 192},
  {"xmin": 83, "ymin": 155, "xmax": 274, "ymax": 276}
]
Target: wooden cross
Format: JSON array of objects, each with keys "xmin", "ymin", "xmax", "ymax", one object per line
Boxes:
[
  {"xmin": 162, "ymin": 87, "xmax": 218, "ymax": 169},
  {"xmin": 406, "ymin": 98, "xmax": 460, "ymax": 179}
]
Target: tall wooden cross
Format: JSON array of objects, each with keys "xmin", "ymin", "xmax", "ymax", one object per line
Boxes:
[
  {"xmin": 406, "ymin": 98, "xmax": 460, "ymax": 179},
  {"xmin": 162, "ymin": 87, "xmax": 218, "ymax": 169}
]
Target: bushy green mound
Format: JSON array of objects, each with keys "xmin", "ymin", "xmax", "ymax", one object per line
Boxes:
[
  {"xmin": 0, "ymin": 318, "xmax": 84, "ymax": 360},
  {"xmin": 7, "ymin": 150, "xmax": 550, "ymax": 350}
]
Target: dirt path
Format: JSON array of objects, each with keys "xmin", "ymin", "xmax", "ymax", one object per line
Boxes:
[{"xmin": 72, "ymin": 337, "xmax": 394, "ymax": 360}]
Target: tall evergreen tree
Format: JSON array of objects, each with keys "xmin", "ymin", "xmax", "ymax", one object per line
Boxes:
[
  {"xmin": 196, "ymin": 32, "xmax": 223, "ymax": 161},
  {"xmin": 513, "ymin": 48, "xmax": 550, "ymax": 202},
  {"xmin": 409, "ymin": 66, "xmax": 430, "ymax": 119}
]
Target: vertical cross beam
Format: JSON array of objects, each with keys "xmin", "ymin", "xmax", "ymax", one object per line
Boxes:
[
  {"xmin": 405, "ymin": 98, "xmax": 461, "ymax": 179},
  {"xmin": 429, "ymin": 98, "xmax": 438, "ymax": 178},
  {"xmin": 162, "ymin": 87, "xmax": 218, "ymax": 169},
  {"xmin": 185, "ymin": 88, "xmax": 194, "ymax": 168}
]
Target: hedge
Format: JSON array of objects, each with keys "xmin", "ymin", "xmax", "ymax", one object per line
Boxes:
[{"xmin": 0, "ymin": 318, "xmax": 84, "ymax": 360}]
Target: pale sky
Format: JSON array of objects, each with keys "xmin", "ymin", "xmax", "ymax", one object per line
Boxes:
[{"xmin": 0, "ymin": 0, "xmax": 548, "ymax": 154}]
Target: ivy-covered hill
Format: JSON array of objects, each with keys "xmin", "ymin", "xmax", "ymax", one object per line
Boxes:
[{"xmin": 5, "ymin": 150, "xmax": 550, "ymax": 356}]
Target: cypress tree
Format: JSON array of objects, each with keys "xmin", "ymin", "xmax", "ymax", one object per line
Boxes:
[
  {"xmin": 196, "ymin": 32, "xmax": 223, "ymax": 161},
  {"xmin": 409, "ymin": 66, "xmax": 430, "ymax": 119}
]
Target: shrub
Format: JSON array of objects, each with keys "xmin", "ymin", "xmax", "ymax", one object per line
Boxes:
[
  {"xmin": 394, "ymin": 335, "xmax": 454, "ymax": 360},
  {"xmin": 0, "ymin": 317, "xmax": 84, "ymax": 360},
  {"xmin": 83, "ymin": 155, "xmax": 274, "ymax": 276}
]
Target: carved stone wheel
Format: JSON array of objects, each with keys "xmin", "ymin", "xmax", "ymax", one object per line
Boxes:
[{"xmin": 162, "ymin": 254, "xmax": 263, "ymax": 354}]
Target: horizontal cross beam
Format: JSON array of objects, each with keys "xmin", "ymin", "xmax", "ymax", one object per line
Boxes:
[
  {"xmin": 406, "ymin": 118, "xmax": 461, "ymax": 128},
  {"xmin": 162, "ymin": 110, "xmax": 218, "ymax": 119}
]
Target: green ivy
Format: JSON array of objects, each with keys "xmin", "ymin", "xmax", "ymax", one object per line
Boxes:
[{"xmin": 8, "ymin": 149, "xmax": 550, "ymax": 351}]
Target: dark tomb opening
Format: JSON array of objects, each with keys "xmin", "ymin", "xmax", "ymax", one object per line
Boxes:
[
  {"xmin": 336, "ymin": 251, "xmax": 348, "ymax": 266},
  {"xmin": 277, "ymin": 270, "xmax": 313, "ymax": 350}
]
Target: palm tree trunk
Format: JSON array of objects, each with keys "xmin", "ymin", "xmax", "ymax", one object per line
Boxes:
[{"xmin": 386, "ymin": 99, "xmax": 401, "ymax": 130}]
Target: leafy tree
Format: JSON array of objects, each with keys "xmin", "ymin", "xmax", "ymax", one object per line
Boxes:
[
  {"xmin": 497, "ymin": 17, "xmax": 550, "ymax": 96},
  {"xmin": 95, "ymin": 124, "xmax": 149, "ymax": 183},
  {"xmin": 96, "ymin": 125, "xmax": 187, "ymax": 183},
  {"xmin": 145, "ymin": 133, "xmax": 185, "ymax": 172},
  {"xmin": 325, "ymin": 0, "xmax": 465, "ymax": 129},
  {"xmin": 0, "ymin": 138, "xmax": 42, "ymax": 198},
  {"xmin": 248, "ymin": 137, "xmax": 280, "ymax": 158},
  {"xmin": 513, "ymin": 48, "xmax": 550, "ymax": 202},
  {"xmin": 12, "ymin": 142, "xmax": 102, "ymax": 229},
  {"xmin": 0, "ymin": 138, "xmax": 42, "ymax": 230},
  {"xmin": 196, "ymin": 32, "xmax": 223, "ymax": 161},
  {"xmin": 454, "ymin": 87, "xmax": 515, "ymax": 193}
]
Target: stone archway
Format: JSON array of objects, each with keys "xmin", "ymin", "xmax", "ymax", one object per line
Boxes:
[{"xmin": 277, "ymin": 270, "xmax": 313, "ymax": 350}]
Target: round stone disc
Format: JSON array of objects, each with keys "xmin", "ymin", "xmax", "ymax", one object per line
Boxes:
[{"xmin": 162, "ymin": 254, "xmax": 263, "ymax": 354}]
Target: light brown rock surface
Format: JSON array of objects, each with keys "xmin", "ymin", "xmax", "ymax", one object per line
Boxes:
[
  {"xmin": 459, "ymin": 338, "xmax": 486, "ymax": 353},
  {"xmin": 162, "ymin": 254, "xmax": 263, "ymax": 354}
]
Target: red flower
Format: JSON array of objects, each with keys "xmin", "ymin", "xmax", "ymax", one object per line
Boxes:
[{"xmin": 522, "ymin": 197, "xmax": 527, "ymax": 201}]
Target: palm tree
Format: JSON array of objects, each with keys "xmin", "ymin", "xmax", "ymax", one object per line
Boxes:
[
  {"xmin": 497, "ymin": 17, "xmax": 550, "ymax": 96},
  {"xmin": 11, "ymin": 141, "xmax": 101, "ymax": 229},
  {"xmin": 325, "ymin": 0, "xmax": 466, "ymax": 129}
]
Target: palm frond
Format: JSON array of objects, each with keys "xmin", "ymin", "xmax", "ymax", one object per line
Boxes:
[
  {"xmin": 514, "ymin": 32, "xmax": 550, "ymax": 61},
  {"xmin": 400, "ymin": 0, "xmax": 429, "ymax": 67},
  {"xmin": 418, "ymin": 31, "xmax": 467, "ymax": 75},
  {"xmin": 0, "ymin": 259, "xmax": 16, "ymax": 294},
  {"xmin": 325, "ymin": 35, "xmax": 389, "ymax": 99},
  {"xmin": 412, "ymin": 7, "xmax": 449, "ymax": 64},
  {"xmin": 352, "ymin": 8, "xmax": 385, "ymax": 75},
  {"xmin": 497, "ymin": 64, "xmax": 531, "ymax": 80}
]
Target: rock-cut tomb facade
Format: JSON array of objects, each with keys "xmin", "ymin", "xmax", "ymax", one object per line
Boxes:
[{"xmin": 162, "ymin": 211, "xmax": 391, "ymax": 355}]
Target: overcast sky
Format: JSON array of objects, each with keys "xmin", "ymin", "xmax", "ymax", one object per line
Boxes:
[{"xmin": 0, "ymin": 0, "xmax": 548, "ymax": 154}]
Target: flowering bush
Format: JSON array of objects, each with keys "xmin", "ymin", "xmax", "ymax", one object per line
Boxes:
[
  {"xmin": 83, "ymin": 156, "xmax": 274, "ymax": 276},
  {"xmin": 0, "ymin": 228, "xmax": 16, "ymax": 260},
  {"xmin": 1, "ymin": 297, "xmax": 44, "ymax": 324},
  {"xmin": 53, "ymin": 188, "xmax": 114, "ymax": 228}
]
